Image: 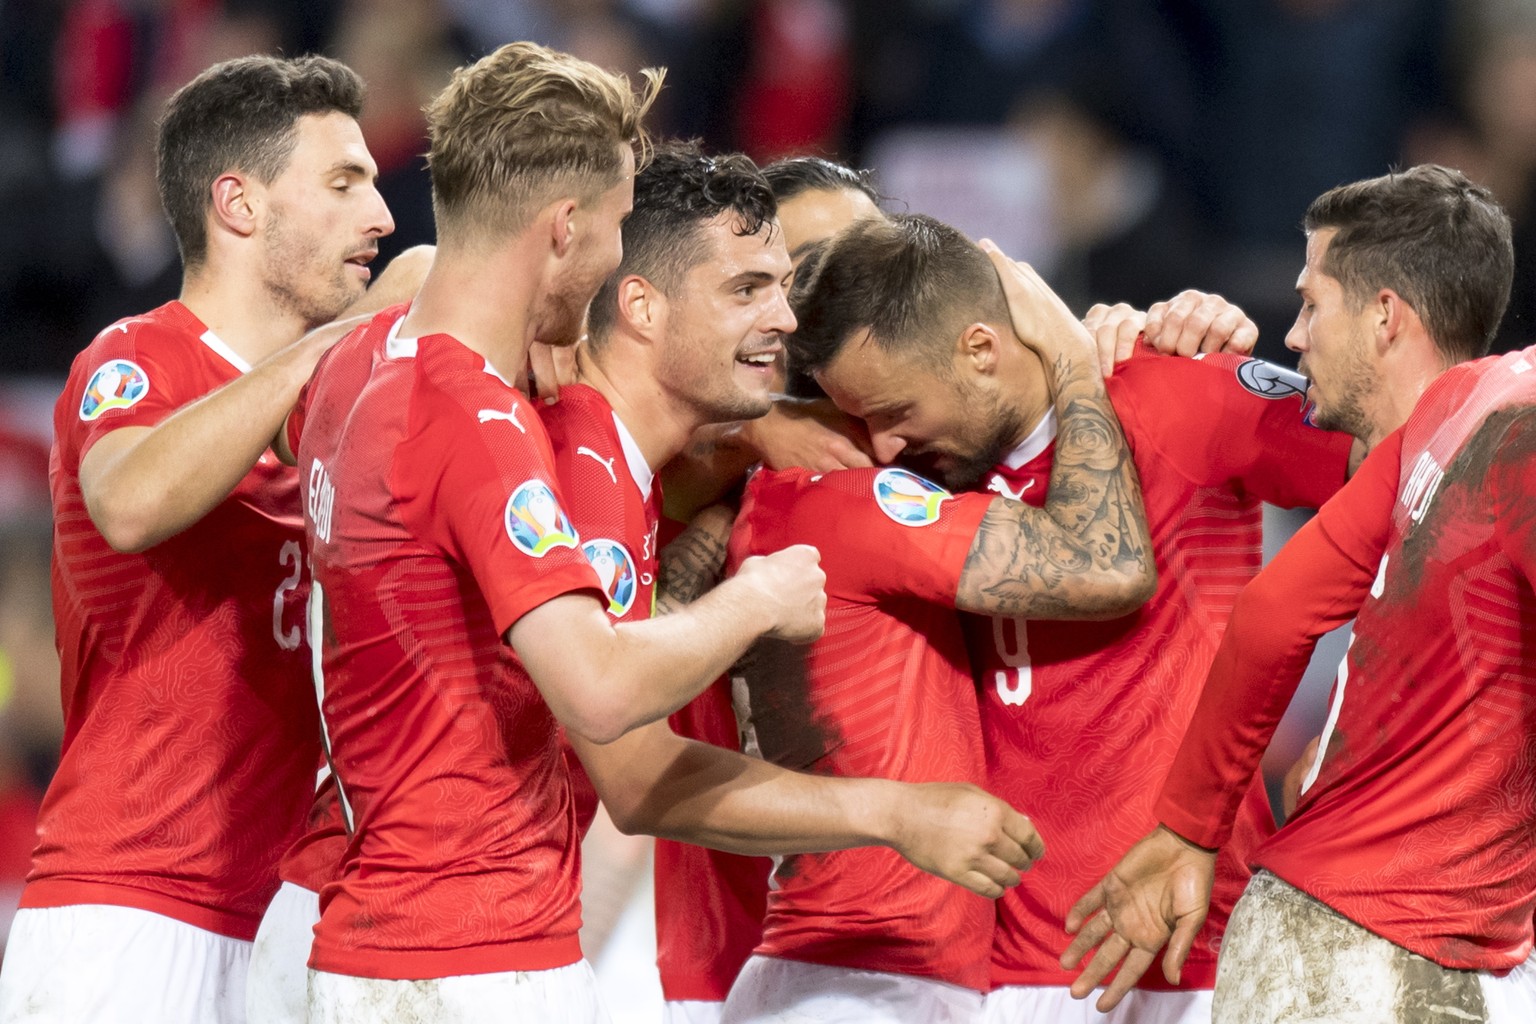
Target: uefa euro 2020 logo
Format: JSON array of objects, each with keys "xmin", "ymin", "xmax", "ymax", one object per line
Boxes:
[
  {"xmin": 79, "ymin": 360, "xmax": 150, "ymax": 421},
  {"xmin": 582, "ymin": 539, "xmax": 638, "ymax": 617},
  {"xmin": 872, "ymin": 467, "xmax": 951, "ymax": 527},
  {"xmin": 504, "ymin": 480, "xmax": 579, "ymax": 557}
]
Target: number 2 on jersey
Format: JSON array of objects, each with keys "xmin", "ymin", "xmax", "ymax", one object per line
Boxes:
[
  {"xmin": 991, "ymin": 616, "xmax": 1033, "ymax": 706},
  {"xmin": 272, "ymin": 540, "xmax": 303, "ymax": 650}
]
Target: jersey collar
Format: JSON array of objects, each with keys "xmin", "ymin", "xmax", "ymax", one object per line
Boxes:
[
  {"xmin": 610, "ymin": 412, "xmax": 655, "ymax": 497},
  {"xmin": 1001, "ymin": 407, "xmax": 1058, "ymax": 469}
]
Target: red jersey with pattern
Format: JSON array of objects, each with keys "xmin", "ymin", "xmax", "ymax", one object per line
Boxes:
[
  {"xmin": 1242, "ymin": 348, "xmax": 1536, "ymax": 969},
  {"xmin": 541, "ymin": 383, "xmax": 663, "ymax": 834},
  {"xmin": 654, "ymin": 510, "xmax": 772, "ymax": 1004},
  {"xmin": 32, "ymin": 300, "xmax": 314, "ymax": 941},
  {"xmin": 727, "ymin": 465, "xmax": 995, "ymax": 990},
  {"xmin": 296, "ymin": 310, "xmax": 605, "ymax": 980},
  {"xmin": 655, "ymin": 672, "xmax": 772, "ymax": 1002},
  {"xmin": 970, "ymin": 350, "xmax": 1353, "ymax": 990}
]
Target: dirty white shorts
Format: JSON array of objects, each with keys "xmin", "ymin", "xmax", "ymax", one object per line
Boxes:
[
  {"xmin": 1214, "ymin": 870, "xmax": 1536, "ymax": 1024},
  {"xmin": 247, "ymin": 881, "xmax": 321, "ymax": 1024},
  {"xmin": 307, "ymin": 959, "xmax": 608, "ymax": 1023},
  {"xmin": 983, "ymin": 984, "xmax": 1212, "ymax": 1023},
  {"xmin": 721, "ymin": 955, "xmax": 982, "ymax": 1023}
]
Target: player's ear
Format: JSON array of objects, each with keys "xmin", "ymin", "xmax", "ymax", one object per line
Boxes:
[
  {"xmin": 549, "ymin": 198, "xmax": 579, "ymax": 258},
  {"xmin": 618, "ymin": 275, "xmax": 662, "ymax": 337},
  {"xmin": 209, "ymin": 172, "xmax": 259, "ymax": 242},
  {"xmin": 1375, "ymin": 287, "xmax": 1418, "ymax": 356},
  {"xmin": 957, "ymin": 322, "xmax": 1001, "ymax": 376}
]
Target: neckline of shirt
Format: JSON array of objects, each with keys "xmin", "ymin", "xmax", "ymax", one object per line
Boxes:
[{"xmin": 1001, "ymin": 407, "xmax": 1058, "ymax": 469}]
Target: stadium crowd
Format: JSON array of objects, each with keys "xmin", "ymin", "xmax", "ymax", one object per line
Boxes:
[{"xmin": 2, "ymin": 3, "xmax": 1536, "ymax": 1023}]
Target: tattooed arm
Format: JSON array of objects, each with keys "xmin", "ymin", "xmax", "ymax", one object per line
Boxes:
[
  {"xmin": 954, "ymin": 247, "xmax": 1155, "ymax": 619},
  {"xmin": 654, "ymin": 504, "xmax": 736, "ymax": 615}
]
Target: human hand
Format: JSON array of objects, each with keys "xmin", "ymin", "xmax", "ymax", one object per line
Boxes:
[
  {"xmin": 528, "ymin": 340, "xmax": 580, "ymax": 402},
  {"xmin": 887, "ymin": 782, "xmax": 1044, "ymax": 899},
  {"xmin": 734, "ymin": 544, "xmax": 826, "ymax": 643},
  {"xmin": 1082, "ymin": 302, "xmax": 1147, "ymax": 378},
  {"xmin": 742, "ymin": 398, "xmax": 874, "ymax": 471},
  {"xmin": 1060, "ymin": 826, "xmax": 1216, "ymax": 1012},
  {"xmin": 1281, "ymin": 735, "xmax": 1322, "ymax": 820},
  {"xmin": 978, "ymin": 239, "xmax": 1097, "ymax": 369},
  {"xmin": 1144, "ymin": 290, "xmax": 1257, "ymax": 360}
]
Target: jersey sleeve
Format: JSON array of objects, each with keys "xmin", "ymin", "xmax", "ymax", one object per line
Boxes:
[
  {"xmin": 743, "ymin": 467, "xmax": 990, "ymax": 607},
  {"xmin": 397, "ymin": 380, "xmax": 603, "ymax": 635},
  {"xmin": 70, "ymin": 320, "xmax": 203, "ymax": 460},
  {"xmin": 1489, "ymin": 407, "xmax": 1536, "ymax": 584},
  {"xmin": 1155, "ymin": 428, "xmax": 1404, "ymax": 849},
  {"xmin": 1118, "ymin": 353, "xmax": 1353, "ymax": 509}
]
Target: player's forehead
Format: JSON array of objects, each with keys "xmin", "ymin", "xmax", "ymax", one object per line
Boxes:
[
  {"xmin": 282, "ymin": 111, "xmax": 378, "ymax": 181},
  {"xmin": 816, "ymin": 330, "xmax": 929, "ymax": 415},
  {"xmin": 781, "ymin": 188, "xmax": 882, "ymax": 264},
  {"xmin": 1298, "ymin": 227, "xmax": 1342, "ymax": 291},
  {"xmin": 695, "ymin": 212, "xmax": 791, "ymax": 281}
]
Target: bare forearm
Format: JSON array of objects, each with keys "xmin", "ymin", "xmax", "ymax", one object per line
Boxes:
[
  {"xmin": 578, "ymin": 726, "xmax": 894, "ymax": 854},
  {"xmin": 82, "ymin": 333, "xmax": 328, "ymax": 552},
  {"xmin": 654, "ymin": 505, "xmax": 734, "ymax": 615},
  {"xmin": 1045, "ymin": 354, "xmax": 1153, "ymax": 570}
]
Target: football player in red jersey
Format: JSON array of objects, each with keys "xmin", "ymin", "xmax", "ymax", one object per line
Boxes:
[
  {"xmin": 721, "ymin": 215, "xmax": 1157, "ymax": 1023},
  {"xmin": 0, "ymin": 56, "xmax": 404, "ymax": 1024},
  {"xmin": 289, "ymin": 45, "xmax": 1042, "ymax": 1022},
  {"xmin": 789, "ymin": 213, "xmax": 1356, "ymax": 1024},
  {"xmin": 1063, "ymin": 165, "xmax": 1536, "ymax": 1023}
]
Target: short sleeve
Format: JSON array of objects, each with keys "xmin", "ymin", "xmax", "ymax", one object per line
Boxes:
[
  {"xmin": 396, "ymin": 370, "xmax": 603, "ymax": 635},
  {"xmin": 742, "ymin": 467, "xmax": 990, "ymax": 607},
  {"xmin": 1116, "ymin": 353, "xmax": 1353, "ymax": 509},
  {"xmin": 69, "ymin": 319, "xmax": 204, "ymax": 461}
]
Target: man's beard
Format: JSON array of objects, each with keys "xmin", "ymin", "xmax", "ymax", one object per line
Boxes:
[{"xmin": 901, "ymin": 411, "xmax": 1027, "ymax": 492}]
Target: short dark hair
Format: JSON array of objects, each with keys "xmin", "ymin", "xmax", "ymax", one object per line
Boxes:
[
  {"xmin": 761, "ymin": 156, "xmax": 880, "ymax": 205},
  {"xmin": 587, "ymin": 140, "xmax": 777, "ymax": 345},
  {"xmin": 1304, "ymin": 164, "xmax": 1514, "ymax": 363},
  {"xmin": 157, "ymin": 55, "xmax": 365, "ymax": 270},
  {"xmin": 787, "ymin": 213, "xmax": 1007, "ymax": 376}
]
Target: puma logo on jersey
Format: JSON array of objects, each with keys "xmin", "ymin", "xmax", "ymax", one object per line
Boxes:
[
  {"xmin": 577, "ymin": 446, "xmax": 617, "ymax": 484},
  {"xmin": 1402, "ymin": 450, "xmax": 1444, "ymax": 525},
  {"xmin": 477, "ymin": 405, "xmax": 526, "ymax": 432},
  {"xmin": 988, "ymin": 476, "xmax": 1036, "ymax": 501}
]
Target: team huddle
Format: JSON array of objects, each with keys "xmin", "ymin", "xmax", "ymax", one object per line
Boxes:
[{"xmin": 2, "ymin": 37, "xmax": 1534, "ymax": 1024}]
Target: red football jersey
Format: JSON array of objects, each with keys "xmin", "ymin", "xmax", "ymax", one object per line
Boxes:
[
  {"xmin": 1239, "ymin": 348, "xmax": 1536, "ymax": 969},
  {"xmin": 296, "ymin": 310, "xmax": 605, "ymax": 980},
  {"xmin": 32, "ymin": 301, "xmax": 314, "ymax": 940},
  {"xmin": 652, "ymin": 513, "xmax": 773, "ymax": 1004},
  {"xmin": 541, "ymin": 383, "xmax": 663, "ymax": 833},
  {"xmin": 728, "ymin": 465, "xmax": 995, "ymax": 990},
  {"xmin": 971, "ymin": 350, "xmax": 1353, "ymax": 990}
]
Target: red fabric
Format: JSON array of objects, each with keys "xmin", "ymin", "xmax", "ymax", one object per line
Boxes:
[
  {"xmin": 727, "ymin": 466, "xmax": 995, "ymax": 990},
  {"xmin": 32, "ymin": 302, "xmax": 313, "ymax": 941},
  {"xmin": 1243, "ymin": 348, "xmax": 1536, "ymax": 970},
  {"xmin": 973, "ymin": 350, "xmax": 1353, "ymax": 990},
  {"xmin": 297, "ymin": 312, "xmax": 603, "ymax": 979}
]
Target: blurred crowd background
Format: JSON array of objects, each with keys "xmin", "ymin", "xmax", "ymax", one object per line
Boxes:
[{"xmin": 2, "ymin": 0, "xmax": 1535, "ymax": 994}]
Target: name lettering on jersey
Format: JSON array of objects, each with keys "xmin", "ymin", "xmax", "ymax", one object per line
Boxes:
[
  {"xmin": 79, "ymin": 359, "xmax": 150, "ymax": 420},
  {"xmin": 988, "ymin": 475, "xmax": 1035, "ymax": 501},
  {"xmin": 307, "ymin": 459, "xmax": 337, "ymax": 544},
  {"xmin": 504, "ymin": 479, "xmax": 579, "ymax": 556},
  {"xmin": 477, "ymin": 404, "xmax": 526, "ymax": 432},
  {"xmin": 873, "ymin": 467, "xmax": 951, "ymax": 527},
  {"xmin": 577, "ymin": 446, "xmax": 618, "ymax": 484},
  {"xmin": 581, "ymin": 538, "xmax": 638, "ymax": 617},
  {"xmin": 1401, "ymin": 450, "xmax": 1445, "ymax": 524},
  {"xmin": 1236, "ymin": 359, "xmax": 1309, "ymax": 401}
]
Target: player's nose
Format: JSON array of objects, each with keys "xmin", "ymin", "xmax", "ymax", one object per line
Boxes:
[
  {"xmin": 871, "ymin": 432, "xmax": 906, "ymax": 465},
  {"xmin": 1283, "ymin": 313, "xmax": 1307, "ymax": 354},
  {"xmin": 364, "ymin": 187, "xmax": 395, "ymax": 239}
]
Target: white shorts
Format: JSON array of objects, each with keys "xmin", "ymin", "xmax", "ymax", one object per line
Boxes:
[
  {"xmin": 1214, "ymin": 870, "xmax": 1536, "ymax": 1024},
  {"xmin": 664, "ymin": 1001, "xmax": 724, "ymax": 1024},
  {"xmin": 247, "ymin": 882, "xmax": 321, "ymax": 1024},
  {"xmin": 0, "ymin": 903, "xmax": 250, "ymax": 1023},
  {"xmin": 983, "ymin": 984, "xmax": 1212, "ymax": 1023},
  {"xmin": 721, "ymin": 955, "xmax": 983, "ymax": 1023},
  {"xmin": 307, "ymin": 960, "xmax": 609, "ymax": 1023}
]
